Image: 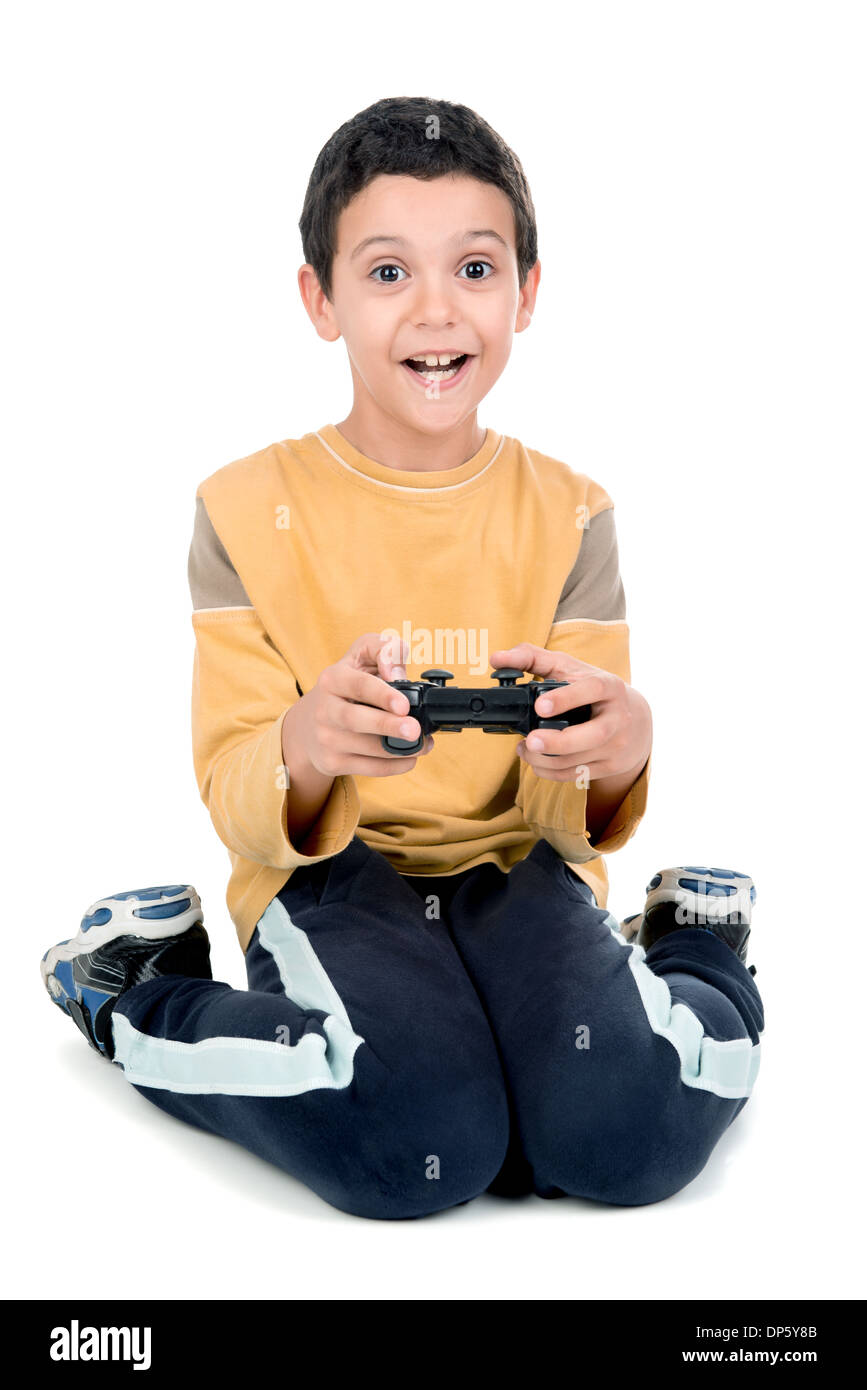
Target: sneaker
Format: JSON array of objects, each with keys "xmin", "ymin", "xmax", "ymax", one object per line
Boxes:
[
  {"xmin": 40, "ymin": 885, "xmax": 212, "ymax": 1060},
  {"xmin": 620, "ymin": 866, "xmax": 757, "ymax": 972}
]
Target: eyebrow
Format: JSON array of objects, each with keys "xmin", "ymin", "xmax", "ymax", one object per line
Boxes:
[{"xmin": 349, "ymin": 229, "xmax": 509, "ymax": 261}]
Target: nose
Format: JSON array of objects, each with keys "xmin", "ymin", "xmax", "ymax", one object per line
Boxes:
[{"xmin": 410, "ymin": 272, "xmax": 459, "ymax": 328}]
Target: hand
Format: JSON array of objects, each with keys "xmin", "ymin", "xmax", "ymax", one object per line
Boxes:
[
  {"xmin": 288, "ymin": 632, "xmax": 434, "ymax": 779},
  {"xmin": 490, "ymin": 641, "xmax": 652, "ymax": 784}
]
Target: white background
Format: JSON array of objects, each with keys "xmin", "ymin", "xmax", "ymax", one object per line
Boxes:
[{"xmin": 3, "ymin": 0, "xmax": 864, "ymax": 1301}]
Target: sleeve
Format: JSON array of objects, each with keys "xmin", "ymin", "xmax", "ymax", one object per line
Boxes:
[
  {"xmin": 188, "ymin": 496, "xmax": 361, "ymax": 867},
  {"xmin": 514, "ymin": 502, "xmax": 651, "ymax": 866}
]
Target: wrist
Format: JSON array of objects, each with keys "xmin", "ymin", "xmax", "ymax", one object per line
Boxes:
[
  {"xmin": 599, "ymin": 751, "xmax": 649, "ymax": 788},
  {"xmin": 280, "ymin": 701, "xmax": 337, "ymax": 847},
  {"xmin": 281, "ymin": 700, "xmax": 330, "ymax": 788},
  {"xmin": 281, "ymin": 701, "xmax": 304, "ymax": 772},
  {"xmin": 617, "ymin": 689, "xmax": 652, "ymax": 783}
]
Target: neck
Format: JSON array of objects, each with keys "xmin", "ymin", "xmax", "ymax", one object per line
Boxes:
[{"xmin": 334, "ymin": 410, "xmax": 486, "ymax": 472}]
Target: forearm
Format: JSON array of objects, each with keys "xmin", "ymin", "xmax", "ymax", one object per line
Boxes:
[
  {"xmin": 280, "ymin": 701, "xmax": 337, "ymax": 847},
  {"xmin": 584, "ymin": 759, "xmax": 647, "ymax": 843}
]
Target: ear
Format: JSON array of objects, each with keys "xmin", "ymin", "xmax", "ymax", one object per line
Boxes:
[
  {"xmin": 515, "ymin": 259, "xmax": 542, "ymax": 334},
  {"xmin": 297, "ymin": 264, "xmax": 341, "ymax": 344}
]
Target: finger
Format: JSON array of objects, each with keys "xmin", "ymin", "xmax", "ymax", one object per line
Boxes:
[
  {"xmin": 346, "ymin": 632, "xmax": 404, "ymax": 678},
  {"xmin": 345, "ymin": 631, "xmax": 390, "ymax": 665},
  {"xmin": 342, "ymin": 751, "xmax": 425, "ymax": 776},
  {"xmin": 518, "ymin": 752, "xmax": 599, "ymax": 782},
  {"xmin": 521, "ymin": 746, "xmax": 591, "ymax": 772},
  {"xmin": 323, "ymin": 731, "xmax": 435, "ymax": 773},
  {"xmin": 335, "ymin": 663, "xmax": 411, "ymax": 716},
  {"xmin": 524, "ymin": 714, "xmax": 617, "ymax": 760},
  {"xmin": 533, "ymin": 672, "xmax": 608, "ymax": 717},
  {"xmin": 519, "ymin": 740, "xmax": 596, "ymax": 769},
  {"xmin": 490, "ymin": 643, "xmax": 596, "ymax": 682},
  {"xmin": 330, "ymin": 685, "xmax": 424, "ymax": 745},
  {"xmin": 324, "ymin": 725, "xmax": 428, "ymax": 760},
  {"xmin": 489, "ymin": 642, "xmax": 549, "ymax": 675}
]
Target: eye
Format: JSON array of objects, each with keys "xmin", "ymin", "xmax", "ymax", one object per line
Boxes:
[
  {"xmin": 369, "ymin": 264, "xmax": 407, "ymax": 284},
  {"xmin": 369, "ymin": 259, "xmax": 496, "ymax": 285}
]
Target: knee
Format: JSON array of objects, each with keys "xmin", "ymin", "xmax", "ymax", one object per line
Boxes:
[
  {"xmin": 263, "ymin": 1037, "xmax": 510, "ymax": 1221},
  {"xmin": 331, "ymin": 1070, "xmax": 512, "ymax": 1219},
  {"xmin": 524, "ymin": 1042, "xmax": 744, "ymax": 1207},
  {"xmin": 552, "ymin": 1118, "xmax": 714, "ymax": 1206}
]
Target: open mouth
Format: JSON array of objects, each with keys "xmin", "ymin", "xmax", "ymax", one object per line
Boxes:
[{"xmin": 401, "ymin": 353, "xmax": 473, "ymax": 385}]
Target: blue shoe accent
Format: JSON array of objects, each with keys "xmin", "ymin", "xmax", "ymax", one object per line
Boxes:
[
  {"xmin": 41, "ymin": 885, "xmax": 210, "ymax": 1059},
  {"xmin": 626, "ymin": 866, "xmax": 757, "ymax": 967},
  {"xmin": 81, "ymin": 908, "xmax": 112, "ymax": 932},
  {"xmin": 679, "ymin": 877, "xmax": 737, "ymax": 897},
  {"xmin": 53, "ymin": 958, "xmax": 76, "ymax": 1001},
  {"xmin": 108, "ymin": 886, "xmax": 189, "ymax": 901},
  {"xmin": 133, "ymin": 897, "xmax": 193, "ymax": 921}
]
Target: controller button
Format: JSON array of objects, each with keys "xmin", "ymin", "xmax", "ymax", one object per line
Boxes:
[{"xmin": 492, "ymin": 667, "xmax": 524, "ymax": 685}]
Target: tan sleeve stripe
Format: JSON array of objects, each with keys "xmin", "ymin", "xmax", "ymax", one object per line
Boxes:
[
  {"xmin": 188, "ymin": 496, "xmax": 252, "ymax": 611},
  {"xmin": 554, "ymin": 505, "xmax": 626, "ymax": 623}
]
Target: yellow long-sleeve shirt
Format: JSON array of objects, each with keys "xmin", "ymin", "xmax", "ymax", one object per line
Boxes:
[{"xmin": 188, "ymin": 423, "xmax": 650, "ymax": 952}]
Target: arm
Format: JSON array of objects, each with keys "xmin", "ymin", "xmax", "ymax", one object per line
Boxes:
[
  {"xmin": 280, "ymin": 702, "xmax": 338, "ymax": 847},
  {"xmin": 499, "ymin": 502, "xmax": 651, "ymax": 863},
  {"xmin": 585, "ymin": 746, "xmax": 651, "ymax": 844},
  {"xmin": 189, "ymin": 496, "xmax": 360, "ymax": 867}
]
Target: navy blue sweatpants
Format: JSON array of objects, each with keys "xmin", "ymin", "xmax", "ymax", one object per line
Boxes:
[{"xmin": 109, "ymin": 835, "xmax": 764, "ymax": 1219}]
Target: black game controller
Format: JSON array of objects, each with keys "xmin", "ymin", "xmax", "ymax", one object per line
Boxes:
[{"xmin": 381, "ymin": 667, "xmax": 593, "ymax": 755}]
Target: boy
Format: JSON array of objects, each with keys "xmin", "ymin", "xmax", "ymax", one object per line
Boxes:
[{"xmin": 40, "ymin": 97, "xmax": 764, "ymax": 1219}]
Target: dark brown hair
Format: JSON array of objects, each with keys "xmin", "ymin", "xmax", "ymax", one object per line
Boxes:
[{"xmin": 298, "ymin": 95, "xmax": 538, "ymax": 302}]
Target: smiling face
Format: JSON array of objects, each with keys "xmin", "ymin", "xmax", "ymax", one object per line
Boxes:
[{"xmin": 298, "ymin": 173, "xmax": 540, "ymax": 463}]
